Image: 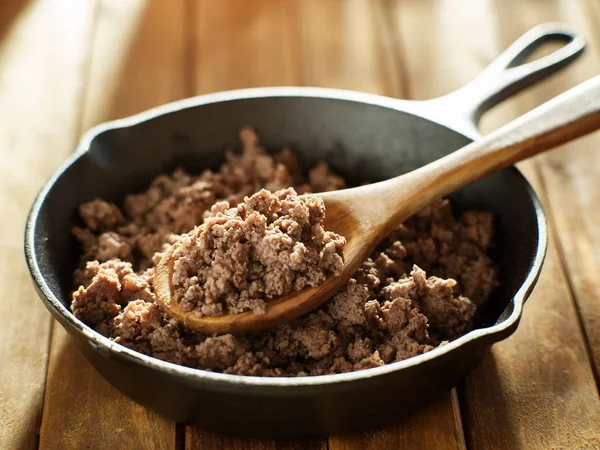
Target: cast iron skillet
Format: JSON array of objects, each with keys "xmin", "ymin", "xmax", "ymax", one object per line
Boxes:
[{"xmin": 25, "ymin": 24, "xmax": 585, "ymax": 437}]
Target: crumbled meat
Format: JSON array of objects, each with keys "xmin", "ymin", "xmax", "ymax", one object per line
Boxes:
[
  {"xmin": 95, "ymin": 232, "xmax": 134, "ymax": 262},
  {"xmin": 70, "ymin": 127, "xmax": 498, "ymax": 376},
  {"xmin": 195, "ymin": 335, "xmax": 247, "ymax": 371},
  {"xmin": 411, "ymin": 266, "xmax": 476, "ymax": 339},
  {"xmin": 171, "ymin": 188, "xmax": 345, "ymax": 316},
  {"xmin": 79, "ymin": 199, "xmax": 123, "ymax": 232},
  {"xmin": 71, "ymin": 260, "xmax": 154, "ymax": 329},
  {"xmin": 328, "ymin": 280, "xmax": 370, "ymax": 329},
  {"xmin": 308, "ymin": 161, "xmax": 346, "ymax": 192}
]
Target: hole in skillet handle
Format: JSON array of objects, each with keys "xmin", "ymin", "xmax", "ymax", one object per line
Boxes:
[{"xmin": 416, "ymin": 23, "xmax": 585, "ymax": 137}]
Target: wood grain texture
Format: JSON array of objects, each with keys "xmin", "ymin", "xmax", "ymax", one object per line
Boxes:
[
  {"xmin": 82, "ymin": 0, "xmax": 187, "ymax": 127},
  {"xmin": 40, "ymin": 335, "xmax": 175, "ymax": 450},
  {"xmin": 38, "ymin": 0, "xmax": 185, "ymax": 448},
  {"xmin": 292, "ymin": 0, "xmax": 400, "ymax": 96},
  {"xmin": 502, "ymin": 0, "xmax": 600, "ymax": 382},
  {"xmin": 387, "ymin": 0, "xmax": 600, "ymax": 448},
  {"xmin": 0, "ymin": 1, "xmax": 96, "ymax": 448},
  {"xmin": 194, "ymin": 0, "xmax": 299, "ymax": 93},
  {"xmin": 185, "ymin": 429, "xmax": 327, "ymax": 450},
  {"xmin": 329, "ymin": 392, "xmax": 465, "ymax": 450}
]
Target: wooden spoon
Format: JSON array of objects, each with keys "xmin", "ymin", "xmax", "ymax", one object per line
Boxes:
[{"xmin": 155, "ymin": 75, "xmax": 600, "ymax": 334}]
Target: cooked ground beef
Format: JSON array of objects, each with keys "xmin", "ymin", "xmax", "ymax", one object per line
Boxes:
[
  {"xmin": 70, "ymin": 127, "xmax": 498, "ymax": 376},
  {"xmin": 170, "ymin": 188, "xmax": 345, "ymax": 316}
]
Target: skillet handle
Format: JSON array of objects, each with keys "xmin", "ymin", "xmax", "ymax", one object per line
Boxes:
[{"xmin": 420, "ymin": 23, "xmax": 585, "ymax": 138}]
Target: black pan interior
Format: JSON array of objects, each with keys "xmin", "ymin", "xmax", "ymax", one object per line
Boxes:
[{"xmin": 32, "ymin": 96, "xmax": 541, "ymax": 332}]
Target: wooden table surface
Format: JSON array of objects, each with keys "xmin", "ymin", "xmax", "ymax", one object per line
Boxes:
[{"xmin": 2, "ymin": 0, "xmax": 600, "ymax": 448}]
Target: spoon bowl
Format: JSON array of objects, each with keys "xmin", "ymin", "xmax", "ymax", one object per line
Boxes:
[{"xmin": 154, "ymin": 198, "xmax": 369, "ymax": 334}]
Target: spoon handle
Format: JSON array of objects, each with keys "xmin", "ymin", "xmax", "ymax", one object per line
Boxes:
[{"xmin": 381, "ymin": 75, "xmax": 600, "ymax": 229}]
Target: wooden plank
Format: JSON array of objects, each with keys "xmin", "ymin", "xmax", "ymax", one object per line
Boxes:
[
  {"xmin": 185, "ymin": 430, "xmax": 327, "ymax": 450},
  {"xmin": 38, "ymin": 0, "xmax": 186, "ymax": 448},
  {"xmin": 387, "ymin": 0, "xmax": 600, "ymax": 448},
  {"xmin": 82, "ymin": 0, "xmax": 187, "ymax": 126},
  {"xmin": 41, "ymin": 336, "xmax": 176, "ymax": 450},
  {"xmin": 477, "ymin": 0, "xmax": 600, "ymax": 447},
  {"xmin": 0, "ymin": 1, "xmax": 97, "ymax": 448},
  {"xmin": 509, "ymin": 0, "xmax": 600, "ymax": 380},
  {"xmin": 194, "ymin": 0, "xmax": 299, "ymax": 93},
  {"xmin": 291, "ymin": 0, "xmax": 400, "ymax": 96},
  {"xmin": 387, "ymin": 0, "xmax": 502, "ymax": 101},
  {"xmin": 329, "ymin": 392, "xmax": 465, "ymax": 450}
]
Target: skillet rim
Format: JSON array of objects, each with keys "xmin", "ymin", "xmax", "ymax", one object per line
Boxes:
[{"xmin": 24, "ymin": 86, "xmax": 548, "ymax": 390}]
